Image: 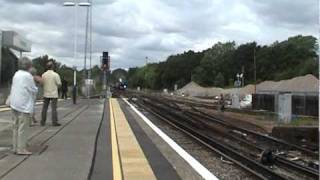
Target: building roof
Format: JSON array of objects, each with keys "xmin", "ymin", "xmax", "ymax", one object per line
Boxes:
[{"xmin": 1, "ymin": 31, "xmax": 31, "ymax": 52}]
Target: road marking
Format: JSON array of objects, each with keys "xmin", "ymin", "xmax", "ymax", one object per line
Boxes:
[
  {"xmin": 109, "ymin": 99, "xmax": 123, "ymax": 180},
  {"xmin": 0, "ymin": 108, "xmax": 11, "ymax": 112},
  {"xmin": 123, "ymin": 98, "xmax": 219, "ymax": 180}
]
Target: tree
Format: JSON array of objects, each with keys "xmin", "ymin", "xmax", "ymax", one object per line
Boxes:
[
  {"xmin": 214, "ymin": 72, "xmax": 225, "ymax": 87},
  {"xmin": 193, "ymin": 42, "xmax": 235, "ymax": 86},
  {"xmin": 127, "ymin": 35, "xmax": 318, "ymax": 90}
]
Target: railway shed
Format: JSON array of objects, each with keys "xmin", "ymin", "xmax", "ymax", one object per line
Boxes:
[{"xmin": 252, "ymin": 74, "xmax": 319, "ymax": 117}]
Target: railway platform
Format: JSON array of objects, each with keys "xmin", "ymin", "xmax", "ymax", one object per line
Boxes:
[{"xmin": 0, "ymin": 98, "xmax": 217, "ymax": 180}]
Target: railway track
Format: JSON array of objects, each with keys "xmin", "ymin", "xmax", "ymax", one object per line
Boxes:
[{"xmin": 127, "ymin": 94, "xmax": 319, "ymax": 180}]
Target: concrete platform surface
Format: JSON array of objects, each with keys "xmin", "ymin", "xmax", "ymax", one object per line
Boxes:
[
  {"xmin": 90, "ymin": 98, "xmax": 196, "ymax": 180},
  {"xmin": 0, "ymin": 99, "xmax": 104, "ymax": 180},
  {"xmin": 0, "ymin": 98, "xmax": 207, "ymax": 180}
]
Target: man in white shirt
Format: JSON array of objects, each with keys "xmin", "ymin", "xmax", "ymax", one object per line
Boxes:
[
  {"xmin": 41, "ymin": 61, "xmax": 62, "ymax": 126},
  {"xmin": 10, "ymin": 57, "xmax": 38, "ymax": 155}
]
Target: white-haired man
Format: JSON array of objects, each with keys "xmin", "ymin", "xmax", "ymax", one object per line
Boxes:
[{"xmin": 10, "ymin": 57, "xmax": 39, "ymax": 155}]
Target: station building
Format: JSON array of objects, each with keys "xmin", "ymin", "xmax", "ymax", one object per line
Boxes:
[
  {"xmin": 252, "ymin": 74, "xmax": 319, "ymax": 118},
  {"xmin": 0, "ymin": 30, "xmax": 31, "ymax": 103}
]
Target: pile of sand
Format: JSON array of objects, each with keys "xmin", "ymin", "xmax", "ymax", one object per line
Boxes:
[
  {"xmin": 177, "ymin": 82, "xmax": 224, "ymax": 96},
  {"xmin": 256, "ymin": 74, "xmax": 318, "ymax": 93},
  {"xmin": 177, "ymin": 74, "xmax": 318, "ymax": 97}
]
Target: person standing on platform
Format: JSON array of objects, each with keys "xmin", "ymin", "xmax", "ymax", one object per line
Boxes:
[
  {"xmin": 41, "ymin": 61, "xmax": 62, "ymax": 126},
  {"xmin": 9, "ymin": 57, "xmax": 38, "ymax": 155},
  {"xmin": 61, "ymin": 78, "xmax": 68, "ymax": 99},
  {"xmin": 219, "ymin": 93, "xmax": 225, "ymax": 112}
]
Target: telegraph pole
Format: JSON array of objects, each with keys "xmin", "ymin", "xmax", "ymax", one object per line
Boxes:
[{"xmin": 254, "ymin": 47, "xmax": 257, "ymax": 93}]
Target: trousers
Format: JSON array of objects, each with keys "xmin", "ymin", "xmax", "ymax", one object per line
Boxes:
[
  {"xmin": 41, "ymin": 98, "xmax": 58, "ymax": 125},
  {"xmin": 12, "ymin": 109, "xmax": 29, "ymax": 152}
]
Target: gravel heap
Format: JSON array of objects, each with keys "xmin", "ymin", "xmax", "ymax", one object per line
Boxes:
[
  {"xmin": 257, "ymin": 74, "xmax": 318, "ymax": 93},
  {"xmin": 177, "ymin": 74, "xmax": 318, "ymax": 97},
  {"xmin": 176, "ymin": 81, "xmax": 224, "ymax": 96}
]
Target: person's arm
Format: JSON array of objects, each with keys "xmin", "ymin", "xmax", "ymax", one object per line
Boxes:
[
  {"xmin": 26, "ymin": 75, "xmax": 38, "ymax": 94},
  {"xmin": 34, "ymin": 75, "xmax": 43, "ymax": 84}
]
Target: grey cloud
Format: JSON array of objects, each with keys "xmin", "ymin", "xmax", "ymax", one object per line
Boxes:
[
  {"xmin": 3, "ymin": 0, "xmax": 115, "ymax": 5},
  {"xmin": 249, "ymin": 0, "xmax": 318, "ymax": 28},
  {"xmin": 0, "ymin": 0, "xmax": 317, "ymax": 69}
]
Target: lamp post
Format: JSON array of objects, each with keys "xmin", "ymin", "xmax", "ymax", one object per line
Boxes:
[
  {"xmin": 88, "ymin": 0, "xmax": 93, "ymax": 79},
  {"xmin": 63, "ymin": 1, "xmax": 91, "ymax": 99},
  {"xmin": 79, "ymin": 2, "xmax": 91, "ymax": 81},
  {"xmin": 63, "ymin": 1, "xmax": 91, "ymax": 80},
  {"xmin": 253, "ymin": 47, "xmax": 257, "ymax": 93}
]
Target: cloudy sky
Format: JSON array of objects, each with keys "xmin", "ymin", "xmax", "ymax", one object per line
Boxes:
[{"xmin": 0, "ymin": 0, "xmax": 318, "ymax": 69}]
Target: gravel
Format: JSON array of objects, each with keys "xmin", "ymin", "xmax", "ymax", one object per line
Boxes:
[{"xmin": 138, "ymin": 107, "xmax": 258, "ymax": 180}]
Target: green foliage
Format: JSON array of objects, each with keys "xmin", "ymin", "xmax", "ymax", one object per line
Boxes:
[
  {"xmin": 56, "ymin": 65, "xmax": 75, "ymax": 84},
  {"xmin": 194, "ymin": 42, "xmax": 235, "ymax": 86},
  {"xmin": 32, "ymin": 55, "xmax": 61, "ymax": 75},
  {"xmin": 127, "ymin": 35, "xmax": 318, "ymax": 90},
  {"xmin": 214, "ymin": 72, "xmax": 225, "ymax": 87},
  {"xmin": 128, "ymin": 50, "xmax": 203, "ymax": 90},
  {"xmin": 32, "ymin": 55, "xmax": 102, "ymax": 86},
  {"xmin": 32, "ymin": 55, "xmax": 77, "ymax": 84}
]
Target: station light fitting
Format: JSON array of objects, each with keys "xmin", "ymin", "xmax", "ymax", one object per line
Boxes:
[
  {"xmin": 63, "ymin": 2, "xmax": 91, "ymax": 7},
  {"xmin": 78, "ymin": 2, "xmax": 91, "ymax": 6},
  {"xmin": 63, "ymin": 2, "xmax": 76, "ymax": 6}
]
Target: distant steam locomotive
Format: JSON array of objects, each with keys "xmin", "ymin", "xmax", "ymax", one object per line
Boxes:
[{"xmin": 114, "ymin": 82, "xmax": 127, "ymax": 90}]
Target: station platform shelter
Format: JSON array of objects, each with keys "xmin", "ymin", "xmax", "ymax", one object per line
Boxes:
[{"xmin": 0, "ymin": 30, "xmax": 32, "ymax": 104}]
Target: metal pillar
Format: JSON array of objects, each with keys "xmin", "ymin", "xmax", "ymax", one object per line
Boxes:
[
  {"xmin": 83, "ymin": 1, "xmax": 89, "ymax": 80},
  {"xmin": 103, "ymin": 70, "xmax": 106, "ymax": 90},
  {"xmin": 253, "ymin": 47, "xmax": 257, "ymax": 93},
  {"xmin": 88, "ymin": 0, "xmax": 93, "ymax": 79},
  {"xmin": 73, "ymin": 2, "xmax": 78, "ymax": 104},
  {"xmin": 0, "ymin": 31, "xmax": 2, "ymax": 86}
]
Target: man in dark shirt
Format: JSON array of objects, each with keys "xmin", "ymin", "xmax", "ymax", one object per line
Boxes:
[{"xmin": 61, "ymin": 78, "xmax": 68, "ymax": 99}]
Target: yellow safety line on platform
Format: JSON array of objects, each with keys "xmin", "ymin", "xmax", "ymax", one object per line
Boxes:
[
  {"xmin": 111, "ymin": 98, "xmax": 156, "ymax": 180},
  {"xmin": 0, "ymin": 99, "xmax": 67, "ymax": 112},
  {"xmin": 0, "ymin": 107, "xmax": 11, "ymax": 112},
  {"xmin": 110, "ymin": 99, "xmax": 123, "ymax": 180}
]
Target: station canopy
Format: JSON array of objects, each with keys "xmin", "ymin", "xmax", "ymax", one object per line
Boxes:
[{"xmin": 2, "ymin": 31, "xmax": 31, "ymax": 52}]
